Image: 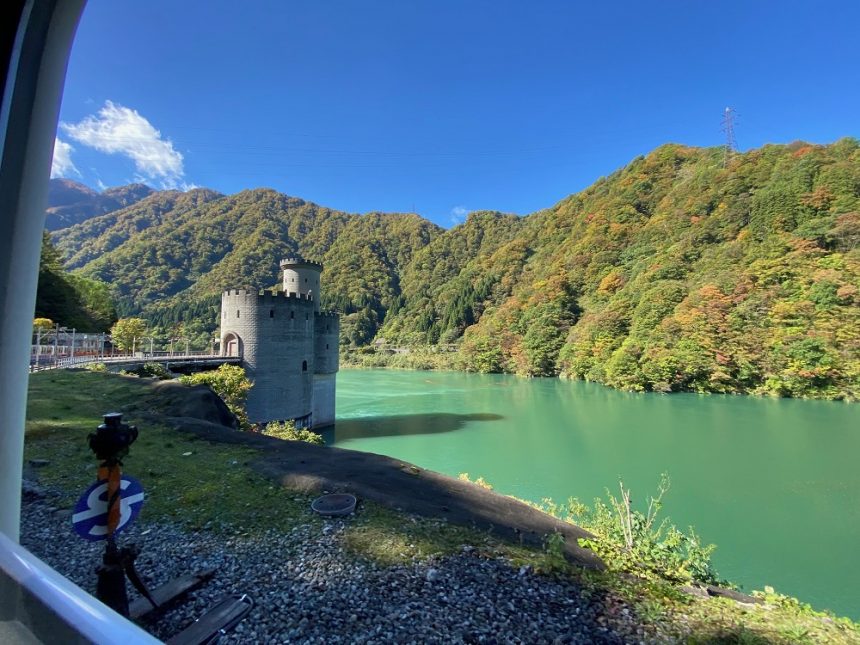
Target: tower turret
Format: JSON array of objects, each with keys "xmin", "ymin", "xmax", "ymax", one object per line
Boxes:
[{"xmin": 281, "ymin": 257, "xmax": 322, "ymax": 313}]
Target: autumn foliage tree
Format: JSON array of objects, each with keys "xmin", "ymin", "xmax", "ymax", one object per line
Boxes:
[{"xmin": 110, "ymin": 317, "xmax": 147, "ymax": 351}]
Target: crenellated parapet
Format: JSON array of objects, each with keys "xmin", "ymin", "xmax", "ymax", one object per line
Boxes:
[
  {"xmin": 280, "ymin": 257, "xmax": 323, "ymax": 271},
  {"xmin": 221, "ymin": 289, "xmax": 315, "ymax": 304}
]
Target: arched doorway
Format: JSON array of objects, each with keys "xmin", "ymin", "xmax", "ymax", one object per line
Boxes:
[{"xmin": 222, "ymin": 332, "xmax": 242, "ymax": 357}]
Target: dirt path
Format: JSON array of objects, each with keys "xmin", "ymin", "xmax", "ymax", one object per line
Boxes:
[{"xmin": 161, "ymin": 416, "xmax": 603, "ymax": 569}]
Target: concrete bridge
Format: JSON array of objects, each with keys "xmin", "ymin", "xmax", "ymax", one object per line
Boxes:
[{"xmin": 30, "ymin": 353, "xmax": 241, "ymax": 374}]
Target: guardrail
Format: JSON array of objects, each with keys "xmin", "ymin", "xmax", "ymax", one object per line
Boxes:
[
  {"xmin": 0, "ymin": 531, "xmax": 161, "ymax": 644},
  {"xmin": 30, "ymin": 353, "xmax": 237, "ymax": 372}
]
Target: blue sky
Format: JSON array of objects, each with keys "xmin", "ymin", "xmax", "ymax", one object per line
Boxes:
[{"xmin": 54, "ymin": 0, "xmax": 860, "ymax": 227}]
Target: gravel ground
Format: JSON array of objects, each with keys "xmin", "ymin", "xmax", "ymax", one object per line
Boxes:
[{"xmin": 20, "ymin": 491, "xmax": 662, "ymax": 644}]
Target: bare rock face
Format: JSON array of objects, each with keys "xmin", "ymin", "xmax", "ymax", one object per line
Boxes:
[{"xmin": 144, "ymin": 379, "xmax": 238, "ymax": 429}]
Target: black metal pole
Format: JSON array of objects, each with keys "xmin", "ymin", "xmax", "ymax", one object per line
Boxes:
[{"xmin": 96, "ymin": 537, "xmax": 130, "ymax": 616}]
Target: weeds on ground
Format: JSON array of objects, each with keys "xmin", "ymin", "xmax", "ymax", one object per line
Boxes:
[
  {"xmin": 539, "ymin": 474, "xmax": 724, "ymax": 586},
  {"xmin": 458, "ymin": 472, "xmax": 493, "ymax": 490},
  {"xmin": 339, "ymin": 501, "xmax": 498, "ymax": 566}
]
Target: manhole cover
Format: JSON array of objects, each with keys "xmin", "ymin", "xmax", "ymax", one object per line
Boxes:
[{"xmin": 311, "ymin": 493, "xmax": 357, "ymax": 516}]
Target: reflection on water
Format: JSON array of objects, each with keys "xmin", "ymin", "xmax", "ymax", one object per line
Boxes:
[{"xmin": 326, "ymin": 412, "xmax": 504, "ymax": 442}]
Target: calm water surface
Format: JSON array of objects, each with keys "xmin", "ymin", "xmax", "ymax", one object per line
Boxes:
[{"xmin": 328, "ymin": 369, "xmax": 860, "ymax": 619}]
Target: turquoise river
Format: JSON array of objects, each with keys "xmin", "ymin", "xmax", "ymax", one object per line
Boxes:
[{"xmin": 326, "ymin": 369, "xmax": 860, "ymax": 620}]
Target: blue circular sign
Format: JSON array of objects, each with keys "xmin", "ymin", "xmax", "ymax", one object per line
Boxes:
[{"xmin": 71, "ymin": 475, "xmax": 145, "ymax": 541}]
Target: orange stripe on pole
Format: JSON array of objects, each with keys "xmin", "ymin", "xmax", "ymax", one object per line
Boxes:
[{"xmin": 99, "ymin": 464, "xmax": 122, "ymax": 536}]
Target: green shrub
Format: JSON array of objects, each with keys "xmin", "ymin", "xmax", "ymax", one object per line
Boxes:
[
  {"xmin": 85, "ymin": 362, "xmax": 107, "ymax": 373},
  {"xmin": 134, "ymin": 362, "xmax": 172, "ymax": 379},
  {"xmin": 262, "ymin": 420, "xmax": 324, "ymax": 445},
  {"xmin": 179, "ymin": 364, "xmax": 252, "ymax": 429}
]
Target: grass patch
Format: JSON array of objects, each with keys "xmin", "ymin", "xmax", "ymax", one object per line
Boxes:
[
  {"xmin": 340, "ymin": 501, "xmax": 503, "ymax": 566},
  {"xmin": 26, "ymin": 370, "xmax": 318, "ymax": 534}
]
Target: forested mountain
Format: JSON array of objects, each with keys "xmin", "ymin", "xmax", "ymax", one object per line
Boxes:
[
  {"xmin": 45, "ymin": 178, "xmax": 155, "ymax": 230},
  {"xmin": 456, "ymin": 140, "xmax": 860, "ymax": 399},
  {"xmin": 56, "ymin": 188, "xmax": 224, "ymax": 273},
  {"xmin": 53, "ymin": 189, "xmax": 442, "ymax": 344},
  {"xmin": 52, "ymin": 139, "xmax": 860, "ymax": 399},
  {"xmin": 35, "ymin": 233, "xmax": 116, "ymax": 330}
]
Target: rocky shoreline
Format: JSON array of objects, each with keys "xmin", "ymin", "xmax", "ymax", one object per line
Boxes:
[{"xmin": 21, "ymin": 494, "xmax": 661, "ymax": 644}]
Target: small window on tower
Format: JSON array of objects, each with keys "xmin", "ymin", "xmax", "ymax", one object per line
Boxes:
[
  {"xmin": 236, "ymin": 310, "xmax": 240, "ymax": 318},
  {"xmin": 305, "ymin": 278, "xmax": 308, "ymax": 283},
  {"xmin": 302, "ymin": 360, "xmax": 308, "ymax": 372},
  {"xmin": 270, "ymin": 309, "xmax": 274, "ymax": 318},
  {"xmin": 326, "ymin": 344, "xmax": 329, "ymax": 350},
  {"xmin": 291, "ymin": 311, "xmax": 294, "ymax": 319}
]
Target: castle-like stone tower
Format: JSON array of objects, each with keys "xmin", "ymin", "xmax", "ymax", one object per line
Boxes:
[{"xmin": 219, "ymin": 257, "xmax": 340, "ymax": 429}]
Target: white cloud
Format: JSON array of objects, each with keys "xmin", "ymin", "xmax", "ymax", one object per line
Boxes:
[
  {"xmin": 50, "ymin": 138, "xmax": 79, "ymax": 178},
  {"xmin": 450, "ymin": 205, "xmax": 469, "ymax": 224},
  {"xmin": 61, "ymin": 101, "xmax": 185, "ymax": 188}
]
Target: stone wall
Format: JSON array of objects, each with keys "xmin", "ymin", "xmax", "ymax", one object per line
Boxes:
[
  {"xmin": 314, "ymin": 312, "xmax": 340, "ymax": 375},
  {"xmin": 312, "ymin": 372, "xmax": 337, "ymax": 428},
  {"xmin": 220, "ymin": 290, "xmax": 316, "ymax": 424}
]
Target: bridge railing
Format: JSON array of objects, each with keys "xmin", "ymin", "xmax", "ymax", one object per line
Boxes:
[{"xmin": 29, "ymin": 353, "xmax": 236, "ymax": 372}]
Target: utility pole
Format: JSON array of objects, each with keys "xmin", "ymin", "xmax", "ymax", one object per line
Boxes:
[{"xmin": 721, "ymin": 107, "xmax": 738, "ymax": 167}]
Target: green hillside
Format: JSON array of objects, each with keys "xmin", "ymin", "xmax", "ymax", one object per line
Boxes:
[
  {"xmin": 53, "ymin": 188, "xmax": 442, "ymax": 342},
  {"xmin": 53, "ymin": 138, "xmax": 860, "ymax": 399},
  {"xmin": 458, "ymin": 140, "xmax": 860, "ymax": 399},
  {"xmin": 35, "ymin": 233, "xmax": 116, "ymax": 331},
  {"xmin": 379, "ymin": 210, "xmax": 526, "ymax": 345}
]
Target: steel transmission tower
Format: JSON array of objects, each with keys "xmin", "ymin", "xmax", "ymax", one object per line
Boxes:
[{"xmin": 721, "ymin": 107, "xmax": 738, "ymax": 167}]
